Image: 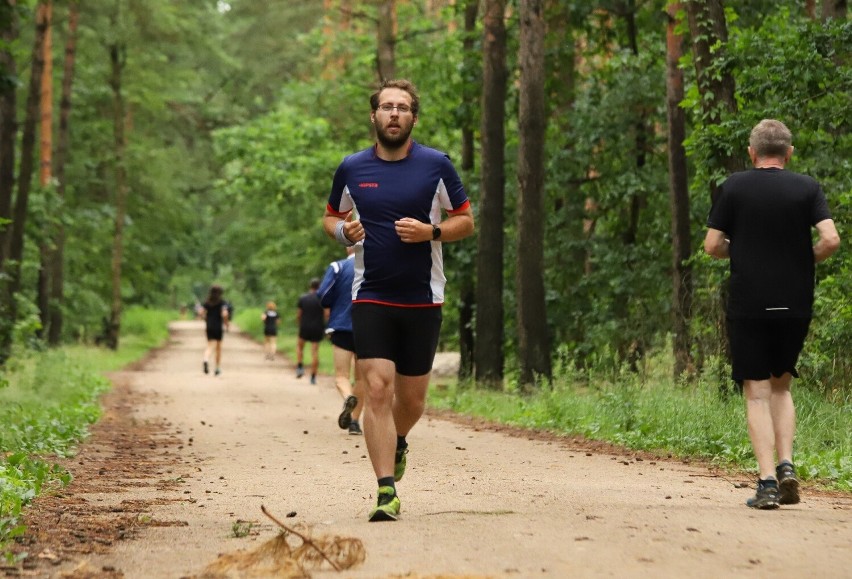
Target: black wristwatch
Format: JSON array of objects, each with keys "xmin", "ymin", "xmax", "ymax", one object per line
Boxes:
[{"xmin": 432, "ymin": 225, "xmax": 442, "ymax": 240}]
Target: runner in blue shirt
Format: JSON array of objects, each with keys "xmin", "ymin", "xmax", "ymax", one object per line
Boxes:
[
  {"xmin": 318, "ymin": 247, "xmax": 363, "ymax": 435},
  {"xmin": 323, "ymin": 79, "xmax": 474, "ymax": 521}
]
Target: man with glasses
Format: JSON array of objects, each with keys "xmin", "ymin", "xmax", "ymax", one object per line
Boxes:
[{"xmin": 322, "ymin": 79, "xmax": 475, "ymax": 521}]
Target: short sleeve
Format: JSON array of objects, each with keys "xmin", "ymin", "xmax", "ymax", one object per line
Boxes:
[
  {"xmin": 810, "ymin": 183, "xmax": 832, "ymax": 225},
  {"xmin": 437, "ymin": 155, "xmax": 470, "ymax": 214},
  {"xmin": 327, "ymin": 160, "xmax": 354, "ymax": 216},
  {"xmin": 707, "ymin": 185, "xmax": 732, "ymax": 233}
]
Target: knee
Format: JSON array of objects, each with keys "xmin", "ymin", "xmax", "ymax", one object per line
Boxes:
[{"xmin": 366, "ymin": 382, "xmax": 393, "ymax": 408}]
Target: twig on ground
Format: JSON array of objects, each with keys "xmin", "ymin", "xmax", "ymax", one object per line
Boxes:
[{"xmin": 260, "ymin": 504, "xmax": 341, "ymax": 572}]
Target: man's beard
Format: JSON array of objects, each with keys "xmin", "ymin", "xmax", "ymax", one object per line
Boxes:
[{"xmin": 376, "ymin": 122, "xmax": 413, "ymax": 150}]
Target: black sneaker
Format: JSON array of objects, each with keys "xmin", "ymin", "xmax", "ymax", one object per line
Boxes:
[
  {"xmin": 776, "ymin": 462, "xmax": 800, "ymax": 505},
  {"xmin": 338, "ymin": 395, "xmax": 358, "ymax": 429},
  {"xmin": 348, "ymin": 420, "xmax": 363, "ymax": 435},
  {"xmin": 203, "ymin": 361, "xmax": 209, "ymax": 374},
  {"xmin": 746, "ymin": 478, "xmax": 780, "ymax": 509}
]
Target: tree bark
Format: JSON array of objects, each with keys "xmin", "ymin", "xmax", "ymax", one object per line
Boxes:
[
  {"xmin": 665, "ymin": 2, "xmax": 692, "ymax": 378},
  {"xmin": 0, "ymin": 0, "xmax": 19, "ymax": 363},
  {"xmin": 47, "ymin": 0, "xmax": 79, "ymax": 345},
  {"xmin": 821, "ymin": 0, "xmax": 847, "ymax": 20},
  {"xmin": 685, "ymin": 0, "xmax": 742, "ymax": 386},
  {"xmin": 474, "ymin": 0, "xmax": 507, "ymax": 387},
  {"xmin": 516, "ymin": 0, "xmax": 551, "ymax": 388},
  {"xmin": 0, "ymin": 1, "xmax": 48, "ymax": 361},
  {"xmin": 0, "ymin": 0, "xmax": 18, "ymax": 271},
  {"xmin": 376, "ymin": 0, "xmax": 396, "ymax": 81},
  {"xmin": 107, "ymin": 36, "xmax": 128, "ymax": 350},
  {"xmin": 457, "ymin": 0, "xmax": 478, "ymax": 381},
  {"xmin": 685, "ymin": 0, "xmax": 746, "ymax": 192},
  {"xmin": 37, "ymin": 0, "xmax": 53, "ymax": 339}
]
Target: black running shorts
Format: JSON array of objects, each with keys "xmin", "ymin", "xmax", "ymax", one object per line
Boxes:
[
  {"xmin": 206, "ymin": 327, "xmax": 223, "ymax": 341},
  {"xmin": 351, "ymin": 303, "xmax": 442, "ymax": 376},
  {"xmin": 330, "ymin": 330, "xmax": 355, "ymax": 353},
  {"xmin": 299, "ymin": 327, "xmax": 325, "ymax": 342},
  {"xmin": 726, "ymin": 317, "xmax": 811, "ymax": 381}
]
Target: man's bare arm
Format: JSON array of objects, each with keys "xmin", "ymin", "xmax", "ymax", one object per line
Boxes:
[
  {"xmin": 394, "ymin": 206, "xmax": 475, "ymax": 243},
  {"xmin": 814, "ymin": 219, "xmax": 840, "ymax": 263},
  {"xmin": 703, "ymin": 228, "xmax": 730, "ymax": 259}
]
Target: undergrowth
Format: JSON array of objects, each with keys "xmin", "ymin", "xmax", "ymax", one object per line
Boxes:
[
  {"xmin": 0, "ymin": 307, "xmax": 173, "ymax": 557},
  {"xmin": 429, "ymin": 353, "xmax": 851, "ymax": 491}
]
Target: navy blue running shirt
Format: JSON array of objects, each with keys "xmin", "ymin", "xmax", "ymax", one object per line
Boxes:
[{"xmin": 326, "ymin": 141, "xmax": 471, "ymax": 307}]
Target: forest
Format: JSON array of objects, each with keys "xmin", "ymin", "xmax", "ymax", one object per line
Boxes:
[{"xmin": 0, "ymin": 0, "xmax": 849, "ymax": 393}]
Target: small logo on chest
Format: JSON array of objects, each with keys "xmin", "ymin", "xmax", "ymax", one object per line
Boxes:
[{"xmin": 359, "ymin": 182, "xmax": 379, "ymax": 188}]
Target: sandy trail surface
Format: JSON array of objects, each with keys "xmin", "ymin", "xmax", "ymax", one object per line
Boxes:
[{"xmin": 7, "ymin": 320, "xmax": 851, "ymax": 578}]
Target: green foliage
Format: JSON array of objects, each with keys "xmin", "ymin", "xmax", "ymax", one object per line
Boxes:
[
  {"xmin": 0, "ymin": 308, "xmax": 172, "ymax": 550},
  {"xmin": 685, "ymin": 10, "xmax": 851, "ymax": 388},
  {"xmin": 431, "ymin": 364, "xmax": 852, "ymax": 490}
]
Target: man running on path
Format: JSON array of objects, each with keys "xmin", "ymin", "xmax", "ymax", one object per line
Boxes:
[{"xmin": 323, "ymin": 79, "xmax": 474, "ymax": 521}]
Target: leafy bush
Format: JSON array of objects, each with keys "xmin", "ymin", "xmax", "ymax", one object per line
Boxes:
[{"xmin": 0, "ymin": 309, "xmax": 173, "ymax": 550}]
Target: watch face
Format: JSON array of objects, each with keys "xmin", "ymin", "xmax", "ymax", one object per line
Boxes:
[{"xmin": 432, "ymin": 226, "xmax": 441, "ymax": 240}]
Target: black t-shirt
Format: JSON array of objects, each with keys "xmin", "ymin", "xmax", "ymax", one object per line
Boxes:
[
  {"xmin": 263, "ymin": 310, "xmax": 279, "ymax": 335},
  {"xmin": 297, "ymin": 292, "xmax": 325, "ymax": 334},
  {"xmin": 707, "ymin": 168, "xmax": 832, "ymax": 319},
  {"xmin": 203, "ymin": 300, "xmax": 226, "ymax": 330}
]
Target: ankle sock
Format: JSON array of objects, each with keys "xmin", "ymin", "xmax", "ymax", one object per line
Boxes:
[
  {"xmin": 396, "ymin": 435, "xmax": 407, "ymax": 451},
  {"xmin": 378, "ymin": 477, "xmax": 395, "ymax": 491}
]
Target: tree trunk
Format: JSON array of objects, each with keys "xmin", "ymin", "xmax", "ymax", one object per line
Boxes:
[
  {"xmin": 47, "ymin": 0, "xmax": 79, "ymax": 345},
  {"xmin": 805, "ymin": 0, "xmax": 817, "ymax": 18},
  {"xmin": 666, "ymin": 2, "xmax": 692, "ymax": 378},
  {"xmin": 821, "ymin": 0, "xmax": 847, "ymax": 20},
  {"xmin": 474, "ymin": 0, "xmax": 507, "ymax": 387},
  {"xmin": 685, "ymin": 0, "xmax": 745, "ymax": 190},
  {"xmin": 37, "ymin": 0, "xmax": 53, "ymax": 339},
  {"xmin": 107, "ymin": 38, "xmax": 128, "ymax": 351},
  {"xmin": 457, "ymin": 0, "xmax": 478, "ymax": 381},
  {"xmin": 516, "ymin": 0, "xmax": 551, "ymax": 389},
  {"xmin": 0, "ymin": 0, "xmax": 19, "ymax": 363},
  {"xmin": 0, "ymin": 1, "xmax": 48, "ymax": 361},
  {"xmin": 376, "ymin": 0, "xmax": 396, "ymax": 81},
  {"xmin": 685, "ymin": 0, "xmax": 742, "ymax": 387},
  {"xmin": 0, "ymin": 0, "xmax": 18, "ymax": 270},
  {"xmin": 615, "ymin": 0, "xmax": 648, "ymax": 370}
]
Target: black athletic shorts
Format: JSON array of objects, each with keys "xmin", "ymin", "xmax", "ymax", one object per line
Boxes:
[
  {"xmin": 726, "ymin": 317, "xmax": 811, "ymax": 381},
  {"xmin": 206, "ymin": 327, "xmax": 223, "ymax": 341},
  {"xmin": 351, "ymin": 303, "xmax": 442, "ymax": 376},
  {"xmin": 329, "ymin": 330, "xmax": 355, "ymax": 353},
  {"xmin": 299, "ymin": 327, "xmax": 324, "ymax": 342}
]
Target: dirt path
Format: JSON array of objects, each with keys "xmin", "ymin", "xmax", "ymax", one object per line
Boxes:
[{"xmin": 8, "ymin": 321, "xmax": 851, "ymax": 578}]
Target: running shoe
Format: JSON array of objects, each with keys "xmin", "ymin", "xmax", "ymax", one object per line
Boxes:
[
  {"xmin": 394, "ymin": 447, "xmax": 409, "ymax": 482},
  {"xmin": 776, "ymin": 462, "xmax": 801, "ymax": 505},
  {"xmin": 348, "ymin": 420, "xmax": 363, "ymax": 435},
  {"xmin": 203, "ymin": 361, "xmax": 209, "ymax": 374},
  {"xmin": 310, "ymin": 374, "xmax": 317, "ymax": 385},
  {"xmin": 746, "ymin": 478, "xmax": 780, "ymax": 509},
  {"xmin": 214, "ymin": 368, "xmax": 221, "ymax": 376},
  {"xmin": 368, "ymin": 486, "xmax": 401, "ymax": 522},
  {"xmin": 338, "ymin": 395, "xmax": 358, "ymax": 429},
  {"xmin": 296, "ymin": 364, "xmax": 304, "ymax": 378}
]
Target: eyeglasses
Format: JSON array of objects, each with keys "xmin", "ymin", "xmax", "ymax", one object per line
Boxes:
[{"xmin": 377, "ymin": 103, "xmax": 412, "ymax": 114}]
